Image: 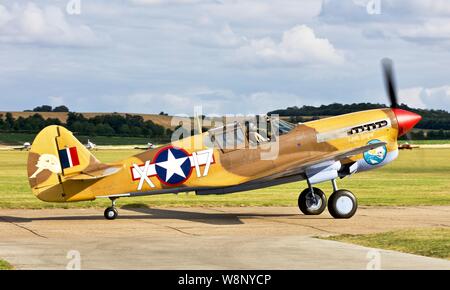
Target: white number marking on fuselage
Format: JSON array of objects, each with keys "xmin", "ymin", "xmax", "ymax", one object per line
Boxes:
[{"xmin": 133, "ymin": 161, "xmax": 155, "ymax": 190}]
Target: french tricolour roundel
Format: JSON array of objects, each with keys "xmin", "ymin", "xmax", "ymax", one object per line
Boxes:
[{"xmin": 154, "ymin": 147, "xmax": 192, "ymax": 186}]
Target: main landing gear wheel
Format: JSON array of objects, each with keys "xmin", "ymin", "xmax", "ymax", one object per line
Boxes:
[
  {"xmin": 298, "ymin": 187, "xmax": 327, "ymax": 215},
  {"xmin": 104, "ymin": 197, "xmax": 118, "ymax": 220},
  {"xmin": 328, "ymin": 190, "xmax": 358, "ymax": 219},
  {"xmin": 104, "ymin": 207, "xmax": 118, "ymax": 220}
]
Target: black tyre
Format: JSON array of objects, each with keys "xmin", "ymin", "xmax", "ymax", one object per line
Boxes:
[
  {"xmin": 328, "ymin": 190, "xmax": 357, "ymax": 219},
  {"xmin": 104, "ymin": 207, "xmax": 118, "ymax": 220},
  {"xmin": 298, "ymin": 187, "xmax": 327, "ymax": 215}
]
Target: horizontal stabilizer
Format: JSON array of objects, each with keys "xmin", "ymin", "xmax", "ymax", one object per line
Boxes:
[{"xmin": 64, "ymin": 164, "xmax": 123, "ymax": 180}]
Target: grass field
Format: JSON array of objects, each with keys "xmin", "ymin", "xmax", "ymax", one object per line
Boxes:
[
  {"xmin": 398, "ymin": 140, "xmax": 450, "ymax": 144},
  {"xmin": 0, "ymin": 148, "xmax": 449, "ymax": 208},
  {"xmin": 326, "ymin": 228, "xmax": 450, "ymax": 260},
  {"xmin": 0, "ymin": 259, "xmax": 13, "ymax": 270}
]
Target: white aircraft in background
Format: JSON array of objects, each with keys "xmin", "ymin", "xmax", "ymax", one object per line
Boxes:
[
  {"xmin": 134, "ymin": 142, "xmax": 156, "ymax": 150},
  {"xmin": 85, "ymin": 139, "xmax": 97, "ymax": 150},
  {"xmin": 12, "ymin": 142, "xmax": 31, "ymax": 151}
]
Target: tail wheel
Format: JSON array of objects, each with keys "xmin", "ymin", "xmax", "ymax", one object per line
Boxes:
[
  {"xmin": 328, "ymin": 190, "xmax": 358, "ymax": 219},
  {"xmin": 104, "ymin": 207, "xmax": 118, "ymax": 220},
  {"xmin": 298, "ymin": 187, "xmax": 327, "ymax": 215}
]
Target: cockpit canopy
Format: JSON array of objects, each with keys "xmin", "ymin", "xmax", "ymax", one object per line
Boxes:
[{"xmin": 207, "ymin": 116, "xmax": 295, "ymax": 151}]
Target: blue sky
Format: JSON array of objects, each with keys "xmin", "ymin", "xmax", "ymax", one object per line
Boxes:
[{"xmin": 1, "ymin": 0, "xmax": 450, "ymax": 115}]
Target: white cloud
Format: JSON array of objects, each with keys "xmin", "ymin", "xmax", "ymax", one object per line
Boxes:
[
  {"xmin": 130, "ymin": 0, "xmax": 322, "ymax": 25},
  {"xmin": 0, "ymin": 2, "xmax": 100, "ymax": 47},
  {"xmin": 398, "ymin": 87, "xmax": 427, "ymax": 109},
  {"xmin": 0, "ymin": 4, "xmax": 12, "ymax": 26},
  {"xmin": 190, "ymin": 24, "xmax": 247, "ymax": 48},
  {"xmin": 203, "ymin": 0, "xmax": 322, "ymax": 24},
  {"xmin": 130, "ymin": 0, "xmax": 207, "ymax": 5},
  {"xmin": 396, "ymin": 18, "xmax": 450, "ymax": 40},
  {"xmin": 103, "ymin": 88, "xmax": 309, "ymax": 115},
  {"xmin": 387, "ymin": 0, "xmax": 450, "ymax": 17},
  {"xmin": 322, "ymin": 0, "xmax": 450, "ymax": 21},
  {"xmin": 49, "ymin": 96, "xmax": 65, "ymax": 107},
  {"xmin": 399, "ymin": 85, "xmax": 450, "ymax": 109},
  {"xmin": 423, "ymin": 86, "xmax": 450, "ymax": 109},
  {"xmin": 234, "ymin": 25, "xmax": 344, "ymax": 66},
  {"xmin": 321, "ymin": 0, "xmax": 450, "ymax": 44},
  {"xmin": 3, "ymin": 0, "xmax": 450, "ymax": 113}
]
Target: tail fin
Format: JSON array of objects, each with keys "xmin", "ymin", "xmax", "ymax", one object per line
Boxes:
[{"xmin": 27, "ymin": 125, "xmax": 103, "ymax": 202}]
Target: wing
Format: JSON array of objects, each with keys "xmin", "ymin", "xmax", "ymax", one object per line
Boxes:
[
  {"xmin": 310, "ymin": 141, "xmax": 387, "ymax": 166},
  {"xmin": 256, "ymin": 141, "xmax": 388, "ymax": 182},
  {"xmin": 194, "ymin": 141, "xmax": 388, "ymax": 195}
]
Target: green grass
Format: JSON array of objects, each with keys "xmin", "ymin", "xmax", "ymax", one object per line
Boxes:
[
  {"xmin": 0, "ymin": 148, "xmax": 449, "ymax": 208},
  {"xmin": 398, "ymin": 140, "xmax": 450, "ymax": 144},
  {"xmin": 0, "ymin": 259, "xmax": 13, "ymax": 270},
  {"xmin": 326, "ymin": 228, "xmax": 450, "ymax": 260},
  {"xmin": 0, "ymin": 132, "xmax": 36, "ymax": 145},
  {"xmin": 0, "ymin": 132, "xmax": 168, "ymax": 146}
]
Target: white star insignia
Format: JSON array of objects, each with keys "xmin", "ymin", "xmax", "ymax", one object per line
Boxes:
[{"xmin": 156, "ymin": 149, "xmax": 188, "ymax": 182}]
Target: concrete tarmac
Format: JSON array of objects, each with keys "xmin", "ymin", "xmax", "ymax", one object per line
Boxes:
[{"xmin": 0, "ymin": 206, "xmax": 449, "ymax": 269}]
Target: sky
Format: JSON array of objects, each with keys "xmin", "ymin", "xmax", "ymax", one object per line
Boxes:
[{"xmin": 1, "ymin": 0, "xmax": 450, "ymax": 115}]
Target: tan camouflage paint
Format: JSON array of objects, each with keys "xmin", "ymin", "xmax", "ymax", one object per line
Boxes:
[{"xmin": 27, "ymin": 108, "xmax": 399, "ymax": 202}]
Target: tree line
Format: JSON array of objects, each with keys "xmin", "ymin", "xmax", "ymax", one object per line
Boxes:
[
  {"xmin": 24, "ymin": 105, "xmax": 70, "ymax": 112},
  {"xmin": 0, "ymin": 112, "xmax": 171, "ymax": 139},
  {"xmin": 66, "ymin": 112, "xmax": 170, "ymax": 138}
]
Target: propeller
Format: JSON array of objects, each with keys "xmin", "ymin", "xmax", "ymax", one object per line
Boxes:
[
  {"xmin": 381, "ymin": 58, "xmax": 399, "ymax": 109},
  {"xmin": 381, "ymin": 58, "xmax": 422, "ymax": 145}
]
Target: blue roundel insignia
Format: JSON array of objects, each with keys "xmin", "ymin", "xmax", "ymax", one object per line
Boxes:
[
  {"xmin": 363, "ymin": 139, "xmax": 387, "ymax": 165},
  {"xmin": 154, "ymin": 147, "xmax": 192, "ymax": 186}
]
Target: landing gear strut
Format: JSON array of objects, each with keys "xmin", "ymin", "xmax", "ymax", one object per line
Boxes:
[{"xmin": 104, "ymin": 197, "xmax": 118, "ymax": 220}]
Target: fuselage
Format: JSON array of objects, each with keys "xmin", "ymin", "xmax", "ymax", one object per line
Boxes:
[{"xmin": 28, "ymin": 108, "xmax": 421, "ymax": 203}]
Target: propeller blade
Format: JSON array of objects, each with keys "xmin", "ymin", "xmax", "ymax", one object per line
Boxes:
[{"xmin": 381, "ymin": 58, "xmax": 399, "ymax": 108}]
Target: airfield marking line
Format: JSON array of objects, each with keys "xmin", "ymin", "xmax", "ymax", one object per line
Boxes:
[
  {"xmin": 132, "ymin": 219, "xmax": 200, "ymax": 237},
  {"xmin": 122, "ymin": 211, "xmax": 201, "ymax": 237},
  {"xmin": 248, "ymin": 216, "xmax": 339, "ymax": 235},
  {"xmin": 163, "ymin": 225, "xmax": 201, "ymax": 237},
  {"xmin": 0, "ymin": 216, "xmax": 47, "ymax": 239},
  {"xmin": 136, "ymin": 218, "xmax": 201, "ymax": 237}
]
